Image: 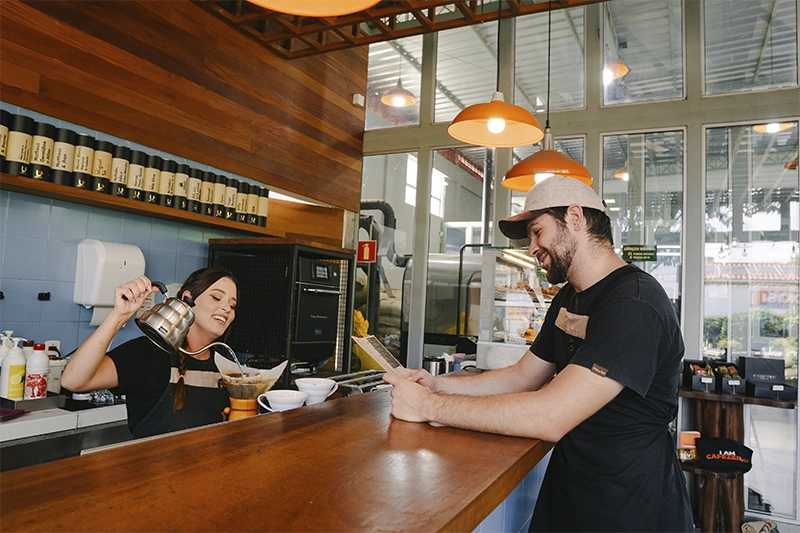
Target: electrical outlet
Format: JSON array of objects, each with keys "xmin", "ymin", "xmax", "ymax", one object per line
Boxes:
[{"xmin": 352, "ymin": 93, "xmax": 365, "ymax": 107}]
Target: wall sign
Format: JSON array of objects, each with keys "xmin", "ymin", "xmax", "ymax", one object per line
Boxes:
[
  {"xmin": 622, "ymin": 245, "xmax": 657, "ymax": 262},
  {"xmin": 358, "ymin": 240, "xmax": 377, "ymax": 263}
]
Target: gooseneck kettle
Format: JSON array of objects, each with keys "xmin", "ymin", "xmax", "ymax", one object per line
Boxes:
[{"xmin": 131, "ymin": 281, "xmax": 240, "ymax": 364}]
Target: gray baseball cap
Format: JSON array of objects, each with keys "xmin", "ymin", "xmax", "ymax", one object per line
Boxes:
[{"xmin": 498, "ymin": 176, "xmax": 606, "ymax": 240}]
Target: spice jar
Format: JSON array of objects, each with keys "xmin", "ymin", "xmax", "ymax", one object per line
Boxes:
[
  {"xmin": 187, "ymin": 167, "xmax": 202, "ymax": 213},
  {"xmin": 200, "ymin": 171, "xmax": 216, "ymax": 216},
  {"xmin": 236, "ymin": 181, "xmax": 249, "ymax": 223},
  {"xmin": 72, "ymin": 133, "xmax": 95, "ymax": 189},
  {"xmin": 30, "ymin": 121, "xmax": 56, "ymax": 181},
  {"xmin": 143, "ymin": 154, "xmax": 162, "ymax": 204},
  {"xmin": 110, "ymin": 145, "xmax": 130, "ymax": 197},
  {"xmin": 0, "ymin": 110, "xmax": 10, "ymax": 169},
  {"xmin": 50, "ymin": 128, "xmax": 77, "ymax": 186},
  {"xmin": 91, "ymin": 140, "xmax": 114, "ymax": 193},
  {"xmin": 126, "ymin": 150, "xmax": 146, "ymax": 201},
  {"xmin": 4, "ymin": 114, "xmax": 34, "ymax": 177},
  {"xmin": 225, "ymin": 177, "xmax": 238, "ymax": 220},
  {"xmin": 173, "ymin": 163, "xmax": 189, "ymax": 210},
  {"xmin": 247, "ymin": 184, "xmax": 259, "ymax": 225},
  {"xmin": 213, "ymin": 173, "xmax": 227, "ymax": 218},
  {"xmin": 159, "ymin": 159, "xmax": 176, "ymax": 207},
  {"xmin": 257, "ymin": 186, "xmax": 270, "ymax": 227}
]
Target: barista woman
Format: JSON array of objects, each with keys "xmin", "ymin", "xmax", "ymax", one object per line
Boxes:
[{"xmin": 61, "ymin": 268, "xmax": 239, "ymax": 439}]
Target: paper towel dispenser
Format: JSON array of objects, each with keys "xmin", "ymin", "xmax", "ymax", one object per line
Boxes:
[{"xmin": 74, "ymin": 239, "xmax": 146, "ymax": 307}]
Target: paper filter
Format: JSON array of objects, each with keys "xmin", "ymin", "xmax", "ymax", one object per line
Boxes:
[{"xmin": 215, "ymin": 353, "xmax": 287, "ymax": 399}]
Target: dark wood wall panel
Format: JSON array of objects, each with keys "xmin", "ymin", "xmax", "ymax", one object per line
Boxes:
[{"xmin": 0, "ymin": 0, "xmax": 366, "ymax": 214}]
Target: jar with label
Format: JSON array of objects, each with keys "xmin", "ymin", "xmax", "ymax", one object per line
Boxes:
[
  {"xmin": 72, "ymin": 133, "xmax": 95, "ymax": 190},
  {"xmin": 247, "ymin": 184, "xmax": 259, "ymax": 225},
  {"xmin": 126, "ymin": 150, "xmax": 146, "ymax": 201},
  {"xmin": 159, "ymin": 159, "xmax": 176, "ymax": 207},
  {"xmin": 30, "ymin": 121, "xmax": 55, "ymax": 181},
  {"xmin": 257, "ymin": 186, "xmax": 270, "ymax": 227},
  {"xmin": 0, "ymin": 109, "xmax": 10, "ymax": 168},
  {"xmin": 143, "ymin": 154, "xmax": 162, "ymax": 204},
  {"xmin": 90, "ymin": 140, "xmax": 114, "ymax": 194},
  {"xmin": 225, "ymin": 177, "xmax": 238, "ymax": 220},
  {"xmin": 110, "ymin": 144, "xmax": 130, "ymax": 197},
  {"xmin": 187, "ymin": 167, "xmax": 202, "ymax": 213},
  {"xmin": 173, "ymin": 163, "xmax": 189, "ymax": 211},
  {"xmin": 200, "ymin": 171, "xmax": 216, "ymax": 216},
  {"xmin": 235, "ymin": 181, "xmax": 249, "ymax": 223},
  {"xmin": 4, "ymin": 114, "xmax": 34, "ymax": 177},
  {"xmin": 213, "ymin": 174, "xmax": 227, "ymax": 218},
  {"xmin": 50, "ymin": 128, "xmax": 77, "ymax": 186}
]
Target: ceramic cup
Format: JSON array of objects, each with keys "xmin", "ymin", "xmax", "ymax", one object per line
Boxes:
[
  {"xmin": 257, "ymin": 390, "xmax": 308, "ymax": 412},
  {"xmin": 295, "ymin": 378, "xmax": 338, "ymax": 406}
]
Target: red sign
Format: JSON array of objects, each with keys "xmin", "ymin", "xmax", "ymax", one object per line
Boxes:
[{"xmin": 358, "ymin": 240, "xmax": 377, "ymax": 263}]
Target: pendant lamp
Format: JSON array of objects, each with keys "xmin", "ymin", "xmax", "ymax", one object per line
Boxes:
[
  {"xmin": 785, "ymin": 157, "xmax": 798, "ymax": 170},
  {"xmin": 753, "ymin": 122, "xmax": 793, "ymax": 134},
  {"xmin": 381, "ymin": 41, "xmax": 417, "ymax": 108},
  {"xmin": 502, "ymin": 0, "xmax": 593, "ymax": 191},
  {"xmin": 447, "ymin": 2, "xmax": 543, "ymax": 149},
  {"xmin": 247, "ymin": 0, "xmax": 380, "ymax": 17},
  {"xmin": 602, "ymin": 59, "xmax": 630, "ymax": 86},
  {"xmin": 613, "ymin": 166, "xmax": 629, "ymax": 181}
]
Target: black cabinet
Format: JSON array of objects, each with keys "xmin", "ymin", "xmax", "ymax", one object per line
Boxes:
[{"xmin": 208, "ymin": 240, "xmax": 355, "ymax": 387}]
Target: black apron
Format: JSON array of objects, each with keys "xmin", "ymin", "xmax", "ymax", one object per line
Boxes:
[{"xmin": 131, "ymin": 354, "xmax": 230, "ymax": 439}]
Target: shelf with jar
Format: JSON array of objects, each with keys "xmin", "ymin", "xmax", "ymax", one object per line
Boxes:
[{"xmin": 0, "ymin": 109, "xmax": 283, "ymax": 238}]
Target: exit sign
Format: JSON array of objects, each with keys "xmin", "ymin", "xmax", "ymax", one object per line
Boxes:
[{"xmin": 358, "ymin": 240, "xmax": 377, "ymax": 263}]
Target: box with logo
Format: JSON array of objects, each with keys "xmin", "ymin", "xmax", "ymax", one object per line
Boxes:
[
  {"xmin": 746, "ymin": 382, "xmax": 798, "ymax": 401},
  {"xmin": 683, "ymin": 359, "xmax": 716, "ymax": 392},
  {"xmin": 710, "ymin": 361, "xmax": 747, "ymax": 395},
  {"xmin": 737, "ymin": 356, "xmax": 785, "ymax": 385}
]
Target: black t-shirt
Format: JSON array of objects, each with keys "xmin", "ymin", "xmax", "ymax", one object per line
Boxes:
[
  {"xmin": 108, "ymin": 337, "xmax": 220, "ymax": 433},
  {"xmin": 529, "ymin": 264, "xmax": 692, "ymax": 531}
]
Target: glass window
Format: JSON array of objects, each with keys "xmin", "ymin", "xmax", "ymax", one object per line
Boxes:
[
  {"xmin": 358, "ymin": 153, "xmax": 419, "ymax": 365},
  {"xmin": 704, "ymin": 0, "xmax": 799, "ymax": 95},
  {"xmin": 510, "ymin": 137, "xmax": 586, "ymax": 213},
  {"xmin": 435, "ymin": 22, "xmax": 499, "ymax": 125},
  {"xmin": 603, "ymin": 0, "xmax": 684, "ymax": 105},
  {"xmin": 365, "ymin": 36, "xmax": 423, "ymax": 130},
  {"xmin": 602, "ymin": 130, "xmax": 685, "ymax": 315},
  {"xmin": 515, "ymin": 7, "xmax": 585, "ymax": 113},
  {"xmin": 704, "ymin": 122, "xmax": 799, "ymax": 518}
]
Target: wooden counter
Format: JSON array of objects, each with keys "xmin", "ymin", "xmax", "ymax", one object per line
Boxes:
[{"xmin": 0, "ymin": 390, "xmax": 553, "ymax": 532}]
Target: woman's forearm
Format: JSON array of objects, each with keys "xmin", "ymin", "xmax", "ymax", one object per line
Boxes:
[{"xmin": 60, "ymin": 312, "xmax": 127, "ymax": 391}]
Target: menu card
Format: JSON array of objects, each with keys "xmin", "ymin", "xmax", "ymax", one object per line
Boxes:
[{"xmin": 351, "ymin": 336, "xmax": 411, "ymax": 379}]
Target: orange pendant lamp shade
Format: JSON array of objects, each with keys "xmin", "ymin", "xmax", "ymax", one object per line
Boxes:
[
  {"xmin": 447, "ymin": 92, "xmax": 544, "ymax": 149},
  {"xmin": 753, "ymin": 122, "xmax": 794, "ymax": 134},
  {"xmin": 247, "ymin": 0, "xmax": 380, "ymax": 17},
  {"xmin": 503, "ymin": 127, "xmax": 593, "ymax": 191},
  {"xmin": 381, "ymin": 79, "xmax": 417, "ymax": 107},
  {"xmin": 603, "ymin": 59, "xmax": 630, "ymax": 86}
]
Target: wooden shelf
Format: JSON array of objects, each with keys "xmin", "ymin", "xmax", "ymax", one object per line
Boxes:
[
  {"xmin": 0, "ymin": 173, "xmax": 285, "ymax": 238},
  {"xmin": 679, "ymin": 388, "xmax": 797, "ymax": 409}
]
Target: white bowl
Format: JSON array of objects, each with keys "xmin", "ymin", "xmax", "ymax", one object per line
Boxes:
[
  {"xmin": 295, "ymin": 378, "xmax": 338, "ymax": 405},
  {"xmin": 258, "ymin": 390, "xmax": 308, "ymax": 412}
]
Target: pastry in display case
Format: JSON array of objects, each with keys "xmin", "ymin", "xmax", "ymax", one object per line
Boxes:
[{"xmin": 477, "ymin": 248, "xmax": 560, "ymax": 369}]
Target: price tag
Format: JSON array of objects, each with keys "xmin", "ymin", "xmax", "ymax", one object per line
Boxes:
[
  {"xmin": 773, "ymin": 385, "xmax": 784, "ymax": 391},
  {"xmin": 728, "ymin": 380, "xmax": 740, "ymax": 386},
  {"xmin": 701, "ymin": 377, "xmax": 712, "ymax": 384}
]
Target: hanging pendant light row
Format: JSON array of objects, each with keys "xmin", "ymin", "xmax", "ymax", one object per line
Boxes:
[{"xmin": 501, "ymin": 0, "xmax": 593, "ymax": 191}]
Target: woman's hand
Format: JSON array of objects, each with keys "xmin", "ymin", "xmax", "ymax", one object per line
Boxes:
[{"xmin": 113, "ymin": 275, "xmax": 159, "ymax": 322}]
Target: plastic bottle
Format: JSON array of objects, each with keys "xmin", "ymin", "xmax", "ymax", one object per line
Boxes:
[
  {"xmin": 22, "ymin": 339, "xmax": 35, "ymax": 361},
  {"xmin": 0, "ymin": 339, "xmax": 27, "ymax": 400},
  {"xmin": 24, "ymin": 343, "xmax": 49, "ymax": 399}
]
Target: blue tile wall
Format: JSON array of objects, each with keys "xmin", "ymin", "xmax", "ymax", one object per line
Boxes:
[{"xmin": 0, "ymin": 192, "xmax": 248, "ymax": 356}]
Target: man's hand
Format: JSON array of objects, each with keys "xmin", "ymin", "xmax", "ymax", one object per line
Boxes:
[
  {"xmin": 382, "ymin": 372, "xmax": 436, "ymax": 423},
  {"xmin": 406, "ymin": 368, "xmax": 439, "ymax": 392}
]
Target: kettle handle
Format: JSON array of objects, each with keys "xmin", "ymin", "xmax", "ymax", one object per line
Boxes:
[{"xmin": 121, "ymin": 280, "xmax": 168, "ymax": 301}]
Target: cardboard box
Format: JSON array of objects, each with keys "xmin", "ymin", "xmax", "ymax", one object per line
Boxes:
[
  {"xmin": 747, "ymin": 382, "xmax": 798, "ymax": 401},
  {"xmin": 738, "ymin": 356, "xmax": 785, "ymax": 385},
  {"xmin": 683, "ymin": 359, "xmax": 716, "ymax": 393},
  {"xmin": 711, "ymin": 362, "xmax": 747, "ymax": 395}
]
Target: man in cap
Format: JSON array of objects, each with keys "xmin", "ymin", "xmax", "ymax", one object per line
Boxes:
[{"xmin": 383, "ymin": 176, "xmax": 693, "ymax": 532}]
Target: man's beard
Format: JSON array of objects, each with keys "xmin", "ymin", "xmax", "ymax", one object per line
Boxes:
[{"xmin": 542, "ymin": 225, "xmax": 575, "ymax": 285}]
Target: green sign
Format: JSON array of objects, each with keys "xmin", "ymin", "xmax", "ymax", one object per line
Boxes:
[{"xmin": 622, "ymin": 245, "xmax": 657, "ymax": 262}]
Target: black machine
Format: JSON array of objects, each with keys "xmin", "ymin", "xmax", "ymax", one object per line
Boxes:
[{"xmin": 208, "ymin": 241, "xmax": 355, "ymax": 386}]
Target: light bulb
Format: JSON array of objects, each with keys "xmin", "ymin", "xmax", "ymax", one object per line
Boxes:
[
  {"xmin": 602, "ymin": 68, "xmax": 613, "ymax": 86},
  {"xmin": 392, "ymin": 96, "xmax": 406, "ymax": 107},
  {"xmin": 767, "ymin": 123, "xmax": 780, "ymax": 133},
  {"xmin": 730, "ymin": 237, "xmax": 739, "ymax": 247},
  {"xmin": 487, "ymin": 118, "xmax": 506, "ymax": 134},
  {"xmin": 791, "ymin": 246, "xmax": 798, "ymax": 260},
  {"xmin": 621, "ymin": 172, "xmax": 629, "ymax": 181},
  {"xmin": 535, "ymin": 172, "xmax": 554, "ymax": 182}
]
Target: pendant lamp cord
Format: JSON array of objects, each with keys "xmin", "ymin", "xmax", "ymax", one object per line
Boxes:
[
  {"xmin": 546, "ymin": 0, "xmax": 552, "ymax": 128},
  {"xmin": 495, "ymin": 0, "xmax": 502, "ymax": 90}
]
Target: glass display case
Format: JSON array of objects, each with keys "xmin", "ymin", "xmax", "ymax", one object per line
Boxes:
[{"xmin": 476, "ymin": 247, "xmax": 560, "ymax": 369}]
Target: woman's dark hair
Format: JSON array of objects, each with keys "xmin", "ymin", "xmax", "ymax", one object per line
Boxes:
[
  {"xmin": 173, "ymin": 267, "xmax": 239, "ymax": 412},
  {"xmin": 544, "ymin": 206, "xmax": 614, "ymax": 247}
]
